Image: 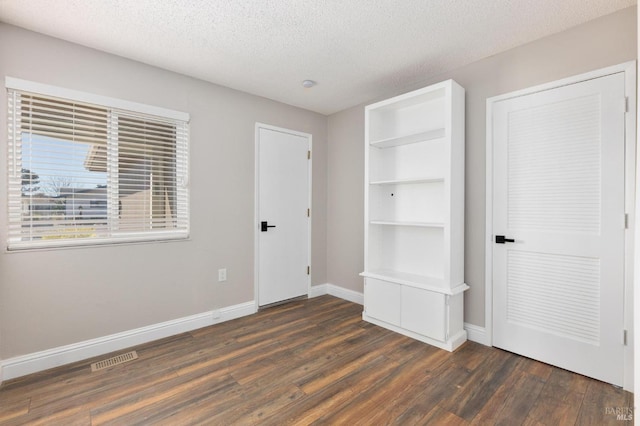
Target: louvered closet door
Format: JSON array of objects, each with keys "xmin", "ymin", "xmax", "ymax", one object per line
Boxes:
[{"xmin": 492, "ymin": 72, "xmax": 625, "ymax": 386}]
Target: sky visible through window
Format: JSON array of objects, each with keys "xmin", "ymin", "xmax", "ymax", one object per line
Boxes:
[{"xmin": 21, "ymin": 133, "xmax": 107, "ymax": 197}]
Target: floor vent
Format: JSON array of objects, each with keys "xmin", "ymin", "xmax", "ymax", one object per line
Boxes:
[{"xmin": 91, "ymin": 350, "xmax": 138, "ymax": 372}]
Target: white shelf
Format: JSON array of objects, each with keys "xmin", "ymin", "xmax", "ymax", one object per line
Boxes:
[
  {"xmin": 363, "ymin": 79, "xmax": 467, "ymax": 351},
  {"xmin": 361, "ymin": 269, "xmax": 468, "ymax": 295},
  {"xmin": 368, "ymin": 86, "xmax": 446, "ymax": 112},
  {"xmin": 370, "ymin": 220, "xmax": 444, "ymax": 228},
  {"xmin": 370, "ymin": 177, "xmax": 444, "ymax": 185},
  {"xmin": 370, "ymin": 128, "xmax": 446, "ymax": 149}
]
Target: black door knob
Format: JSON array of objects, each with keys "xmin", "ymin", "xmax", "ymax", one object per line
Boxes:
[
  {"xmin": 261, "ymin": 221, "xmax": 276, "ymax": 232},
  {"xmin": 495, "ymin": 235, "xmax": 515, "ymax": 244}
]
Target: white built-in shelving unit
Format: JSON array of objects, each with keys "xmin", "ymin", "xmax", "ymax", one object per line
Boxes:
[{"xmin": 361, "ymin": 80, "xmax": 468, "ymax": 351}]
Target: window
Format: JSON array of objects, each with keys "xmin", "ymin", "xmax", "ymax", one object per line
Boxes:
[{"xmin": 6, "ymin": 78, "xmax": 189, "ymax": 250}]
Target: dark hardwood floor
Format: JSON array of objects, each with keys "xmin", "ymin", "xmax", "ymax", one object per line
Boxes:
[{"xmin": 0, "ymin": 295, "xmax": 633, "ymax": 425}]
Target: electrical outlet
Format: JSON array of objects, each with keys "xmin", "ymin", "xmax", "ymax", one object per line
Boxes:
[{"xmin": 218, "ymin": 268, "xmax": 227, "ymax": 282}]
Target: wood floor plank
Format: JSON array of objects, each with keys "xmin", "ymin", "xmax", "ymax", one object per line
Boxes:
[
  {"xmin": 235, "ymin": 316, "xmax": 312, "ymax": 343},
  {"xmin": 27, "ymin": 369, "xmax": 181, "ymax": 418},
  {"xmin": 289, "ymin": 326, "xmax": 367, "ymax": 360},
  {"xmin": 0, "ymin": 295, "xmax": 633, "ymax": 425},
  {"xmin": 173, "ymin": 338, "xmax": 280, "ymax": 377},
  {"xmin": 292, "ymin": 331, "xmax": 406, "ymax": 394},
  {"xmin": 3, "ymin": 404, "xmax": 90, "ymax": 426},
  {"xmin": 470, "ymin": 370, "xmax": 545, "ymax": 425},
  {"xmin": 173, "ymin": 379, "xmax": 304, "ymax": 425},
  {"xmin": 229, "ymin": 326, "xmax": 350, "ymax": 386},
  {"xmin": 441, "ymin": 347, "xmax": 522, "ymax": 421},
  {"xmin": 378, "ymin": 357, "xmax": 472, "ymax": 424},
  {"xmin": 517, "ymin": 355, "xmax": 554, "ymax": 381},
  {"xmin": 523, "ymin": 367, "xmax": 588, "ymax": 426},
  {"xmin": 95, "ymin": 375, "xmax": 238, "ymax": 425},
  {"xmin": 0, "ymin": 397, "xmax": 30, "ymax": 424},
  {"xmin": 545, "ymin": 365, "xmax": 592, "ymax": 395},
  {"xmin": 576, "ymin": 380, "xmax": 635, "ymax": 425},
  {"xmin": 365, "ymin": 346, "xmax": 451, "ymax": 419},
  {"xmin": 27, "ymin": 352, "xmax": 182, "ymax": 411},
  {"xmin": 419, "ymin": 405, "xmax": 469, "ymax": 425},
  {"xmin": 323, "ymin": 348, "xmax": 463, "ymax": 424},
  {"xmin": 90, "ymin": 369, "xmax": 235, "ymax": 424},
  {"xmin": 383, "ymin": 337, "xmax": 443, "ymax": 365},
  {"xmin": 244, "ymin": 349, "xmax": 340, "ymax": 392},
  {"xmin": 449, "ymin": 341, "xmax": 495, "ymax": 371},
  {"xmin": 299, "ymin": 350, "xmax": 385, "ymax": 395},
  {"xmin": 271, "ymin": 355, "xmax": 400, "ymax": 425},
  {"xmin": 222, "ymin": 384, "xmax": 306, "ymax": 425},
  {"xmin": 0, "ymin": 359, "xmax": 92, "ymax": 400}
]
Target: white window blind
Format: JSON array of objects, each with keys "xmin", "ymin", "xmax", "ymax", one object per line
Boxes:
[{"xmin": 7, "ymin": 84, "xmax": 189, "ymax": 250}]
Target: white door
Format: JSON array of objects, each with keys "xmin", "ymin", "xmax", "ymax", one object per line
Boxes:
[
  {"xmin": 492, "ymin": 73, "xmax": 626, "ymax": 386},
  {"xmin": 256, "ymin": 125, "xmax": 311, "ymax": 306}
]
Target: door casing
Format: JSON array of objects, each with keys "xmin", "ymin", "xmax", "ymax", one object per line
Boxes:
[
  {"xmin": 485, "ymin": 61, "xmax": 637, "ymax": 391},
  {"xmin": 254, "ymin": 122, "xmax": 312, "ymax": 309}
]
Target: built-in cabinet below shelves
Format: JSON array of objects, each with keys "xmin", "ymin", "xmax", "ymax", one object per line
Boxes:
[{"xmin": 361, "ymin": 79, "xmax": 468, "ymax": 352}]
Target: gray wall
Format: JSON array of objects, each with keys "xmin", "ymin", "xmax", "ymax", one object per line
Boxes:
[
  {"xmin": 0, "ymin": 24, "xmax": 327, "ymax": 359},
  {"xmin": 326, "ymin": 6, "xmax": 637, "ymax": 327}
]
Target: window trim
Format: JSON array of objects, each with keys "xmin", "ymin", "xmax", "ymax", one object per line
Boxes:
[
  {"xmin": 6, "ymin": 77, "xmax": 189, "ymax": 122},
  {"xmin": 6, "ymin": 77, "xmax": 190, "ymax": 251}
]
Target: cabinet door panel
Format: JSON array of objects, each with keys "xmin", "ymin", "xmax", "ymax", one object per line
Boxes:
[
  {"xmin": 365, "ymin": 278, "xmax": 401, "ymax": 326},
  {"xmin": 401, "ymin": 286, "xmax": 446, "ymax": 341}
]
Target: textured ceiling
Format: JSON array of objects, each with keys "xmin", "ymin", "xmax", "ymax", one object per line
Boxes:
[{"xmin": 0, "ymin": 0, "xmax": 636, "ymax": 114}]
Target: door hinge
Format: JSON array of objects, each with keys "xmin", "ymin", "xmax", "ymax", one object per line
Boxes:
[
  {"xmin": 624, "ymin": 97, "xmax": 629, "ymax": 113},
  {"xmin": 307, "ymin": 150, "xmax": 311, "ymax": 160},
  {"xmin": 625, "ymin": 213, "xmax": 629, "ymax": 229},
  {"xmin": 307, "ymin": 266, "xmax": 310, "ymax": 275},
  {"xmin": 623, "ymin": 329, "xmax": 628, "ymax": 345},
  {"xmin": 307, "ymin": 208, "xmax": 310, "ymax": 217}
]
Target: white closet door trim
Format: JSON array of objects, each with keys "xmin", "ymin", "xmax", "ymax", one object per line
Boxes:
[
  {"xmin": 485, "ymin": 61, "xmax": 636, "ymax": 391},
  {"xmin": 253, "ymin": 122, "xmax": 313, "ymax": 310}
]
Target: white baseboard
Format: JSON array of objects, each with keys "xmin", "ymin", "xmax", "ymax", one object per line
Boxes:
[
  {"xmin": 464, "ymin": 323, "xmax": 490, "ymax": 346},
  {"xmin": 1, "ymin": 301, "xmax": 256, "ymax": 382},
  {"xmin": 220, "ymin": 301, "xmax": 256, "ymax": 322},
  {"xmin": 310, "ymin": 283, "xmax": 364, "ymax": 305},
  {"xmin": 309, "ymin": 283, "xmax": 328, "ymax": 298},
  {"xmin": 327, "ymin": 283, "xmax": 364, "ymax": 305}
]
